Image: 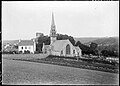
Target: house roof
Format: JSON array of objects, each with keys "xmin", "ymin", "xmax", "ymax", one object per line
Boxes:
[
  {"xmin": 51, "ymin": 39, "xmax": 70, "ymax": 51},
  {"xmin": 18, "ymin": 40, "xmax": 34, "ymax": 46}
]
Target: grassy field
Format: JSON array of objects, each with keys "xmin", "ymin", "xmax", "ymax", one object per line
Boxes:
[
  {"xmin": 2, "ymin": 54, "xmax": 119, "ymax": 73},
  {"xmin": 2, "ymin": 54, "xmax": 48, "ymax": 60},
  {"xmin": 2, "ymin": 58, "xmax": 119, "ymax": 85}
]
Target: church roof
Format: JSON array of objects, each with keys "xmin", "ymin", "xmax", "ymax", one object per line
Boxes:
[
  {"xmin": 51, "ymin": 39, "xmax": 70, "ymax": 51},
  {"xmin": 18, "ymin": 40, "xmax": 34, "ymax": 46}
]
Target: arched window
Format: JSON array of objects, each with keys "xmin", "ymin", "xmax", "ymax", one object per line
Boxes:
[
  {"xmin": 73, "ymin": 50, "xmax": 75, "ymax": 54},
  {"xmin": 66, "ymin": 44, "xmax": 70, "ymax": 55},
  {"xmin": 61, "ymin": 50, "xmax": 63, "ymax": 55}
]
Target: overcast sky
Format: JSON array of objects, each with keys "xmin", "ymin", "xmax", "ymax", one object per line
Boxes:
[{"xmin": 2, "ymin": 1, "xmax": 119, "ymax": 40}]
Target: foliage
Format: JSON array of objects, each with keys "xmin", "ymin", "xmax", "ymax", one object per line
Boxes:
[
  {"xmin": 13, "ymin": 44, "xmax": 18, "ymax": 49},
  {"xmin": 75, "ymin": 41, "xmax": 94, "ymax": 55},
  {"xmin": 57, "ymin": 34, "xmax": 75, "ymax": 45},
  {"xmin": 19, "ymin": 51, "xmax": 22, "ymax": 54},
  {"xmin": 2, "ymin": 50, "xmax": 18, "ymax": 54},
  {"xmin": 37, "ymin": 36, "xmax": 50, "ymax": 52},
  {"xmin": 90, "ymin": 42, "xmax": 98, "ymax": 50},
  {"xmin": 75, "ymin": 40, "xmax": 119, "ymax": 57},
  {"xmin": 101, "ymin": 50, "xmax": 119, "ymax": 57},
  {"xmin": 41, "ymin": 55, "xmax": 118, "ymax": 73},
  {"xmin": 24, "ymin": 50, "xmax": 30, "ymax": 54},
  {"xmin": 34, "ymin": 51, "xmax": 40, "ymax": 54}
]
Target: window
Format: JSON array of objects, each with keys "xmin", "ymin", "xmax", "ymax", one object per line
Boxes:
[
  {"xmin": 25, "ymin": 47, "xmax": 27, "ymax": 49},
  {"xmin": 61, "ymin": 50, "xmax": 63, "ymax": 55},
  {"xmin": 21, "ymin": 47, "xmax": 23, "ymax": 49},
  {"xmin": 66, "ymin": 44, "xmax": 70, "ymax": 55},
  {"xmin": 73, "ymin": 50, "xmax": 75, "ymax": 54},
  {"xmin": 29, "ymin": 47, "xmax": 31, "ymax": 49}
]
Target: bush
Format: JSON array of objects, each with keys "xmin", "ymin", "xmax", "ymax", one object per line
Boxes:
[
  {"xmin": 12, "ymin": 51, "xmax": 18, "ymax": 54},
  {"xmin": 47, "ymin": 55, "xmax": 77, "ymax": 60},
  {"xmin": 2, "ymin": 50, "xmax": 17, "ymax": 54},
  {"xmin": 24, "ymin": 50, "xmax": 30, "ymax": 54},
  {"xmin": 34, "ymin": 51, "xmax": 39, "ymax": 54},
  {"xmin": 19, "ymin": 51, "xmax": 23, "ymax": 54}
]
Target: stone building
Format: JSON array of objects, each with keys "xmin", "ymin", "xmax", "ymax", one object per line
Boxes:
[{"xmin": 42, "ymin": 13, "xmax": 82, "ymax": 57}]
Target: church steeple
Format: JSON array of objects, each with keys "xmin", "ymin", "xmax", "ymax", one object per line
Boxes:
[
  {"xmin": 51, "ymin": 12, "xmax": 55, "ymax": 28},
  {"xmin": 50, "ymin": 12, "xmax": 57, "ymax": 44}
]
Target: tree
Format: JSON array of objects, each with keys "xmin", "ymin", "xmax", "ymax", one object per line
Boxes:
[
  {"xmin": 57, "ymin": 33, "xmax": 75, "ymax": 45},
  {"xmin": 90, "ymin": 42, "xmax": 98, "ymax": 50},
  {"xmin": 101, "ymin": 50, "xmax": 109, "ymax": 57},
  {"xmin": 75, "ymin": 41, "xmax": 93, "ymax": 55},
  {"xmin": 37, "ymin": 36, "xmax": 50, "ymax": 52}
]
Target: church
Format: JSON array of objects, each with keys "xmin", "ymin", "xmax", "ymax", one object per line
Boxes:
[{"xmin": 42, "ymin": 13, "xmax": 82, "ymax": 57}]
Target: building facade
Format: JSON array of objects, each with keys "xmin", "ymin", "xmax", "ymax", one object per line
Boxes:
[{"xmin": 18, "ymin": 40, "xmax": 36, "ymax": 54}]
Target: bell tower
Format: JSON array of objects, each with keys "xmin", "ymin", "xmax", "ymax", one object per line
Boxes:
[{"xmin": 50, "ymin": 12, "xmax": 57, "ymax": 44}]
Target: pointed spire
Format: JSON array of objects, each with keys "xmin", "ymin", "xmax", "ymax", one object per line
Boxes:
[{"xmin": 51, "ymin": 12, "xmax": 55, "ymax": 28}]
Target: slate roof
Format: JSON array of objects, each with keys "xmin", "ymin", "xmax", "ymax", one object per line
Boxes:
[
  {"xmin": 43, "ymin": 40, "xmax": 69, "ymax": 52},
  {"xmin": 51, "ymin": 39, "xmax": 70, "ymax": 51},
  {"xmin": 18, "ymin": 40, "xmax": 34, "ymax": 46}
]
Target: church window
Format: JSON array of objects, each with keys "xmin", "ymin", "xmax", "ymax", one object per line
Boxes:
[
  {"xmin": 45, "ymin": 49, "xmax": 47, "ymax": 53},
  {"xmin": 61, "ymin": 50, "xmax": 63, "ymax": 55},
  {"xmin": 73, "ymin": 50, "xmax": 75, "ymax": 54},
  {"xmin": 66, "ymin": 44, "xmax": 70, "ymax": 55}
]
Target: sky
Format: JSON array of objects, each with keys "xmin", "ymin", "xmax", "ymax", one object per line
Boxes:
[{"xmin": 2, "ymin": 1, "xmax": 119, "ymax": 40}]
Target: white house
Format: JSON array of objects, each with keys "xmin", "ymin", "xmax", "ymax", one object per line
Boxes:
[
  {"xmin": 42, "ymin": 13, "xmax": 82, "ymax": 57},
  {"xmin": 18, "ymin": 40, "xmax": 36, "ymax": 54}
]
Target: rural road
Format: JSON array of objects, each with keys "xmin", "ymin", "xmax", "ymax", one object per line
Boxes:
[{"xmin": 2, "ymin": 59, "xmax": 119, "ymax": 85}]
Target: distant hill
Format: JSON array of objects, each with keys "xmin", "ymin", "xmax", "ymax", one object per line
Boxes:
[
  {"xmin": 84, "ymin": 37, "xmax": 119, "ymax": 52},
  {"xmin": 74, "ymin": 37, "xmax": 102, "ymax": 44},
  {"xmin": 74, "ymin": 37, "xmax": 119, "ymax": 52},
  {"xmin": 84, "ymin": 37, "xmax": 119, "ymax": 46}
]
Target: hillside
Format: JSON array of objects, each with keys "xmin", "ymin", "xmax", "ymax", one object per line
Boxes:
[
  {"xmin": 84, "ymin": 37, "xmax": 119, "ymax": 46},
  {"xmin": 74, "ymin": 37, "xmax": 101, "ymax": 44},
  {"xmin": 84, "ymin": 37, "xmax": 119, "ymax": 52}
]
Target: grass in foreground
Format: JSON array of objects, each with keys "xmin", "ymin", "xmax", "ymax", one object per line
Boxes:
[{"xmin": 3, "ymin": 59, "xmax": 118, "ymax": 85}]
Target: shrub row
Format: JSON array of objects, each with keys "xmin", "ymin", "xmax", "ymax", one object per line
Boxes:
[
  {"xmin": 2, "ymin": 50, "xmax": 40, "ymax": 54},
  {"xmin": 14, "ymin": 57, "xmax": 118, "ymax": 73},
  {"xmin": 2, "ymin": 51, "xmax": 18, "ymax": 54},
  {"xmin": 47, "ymin": 55, "xmax": 119, "ymax": 66}
]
